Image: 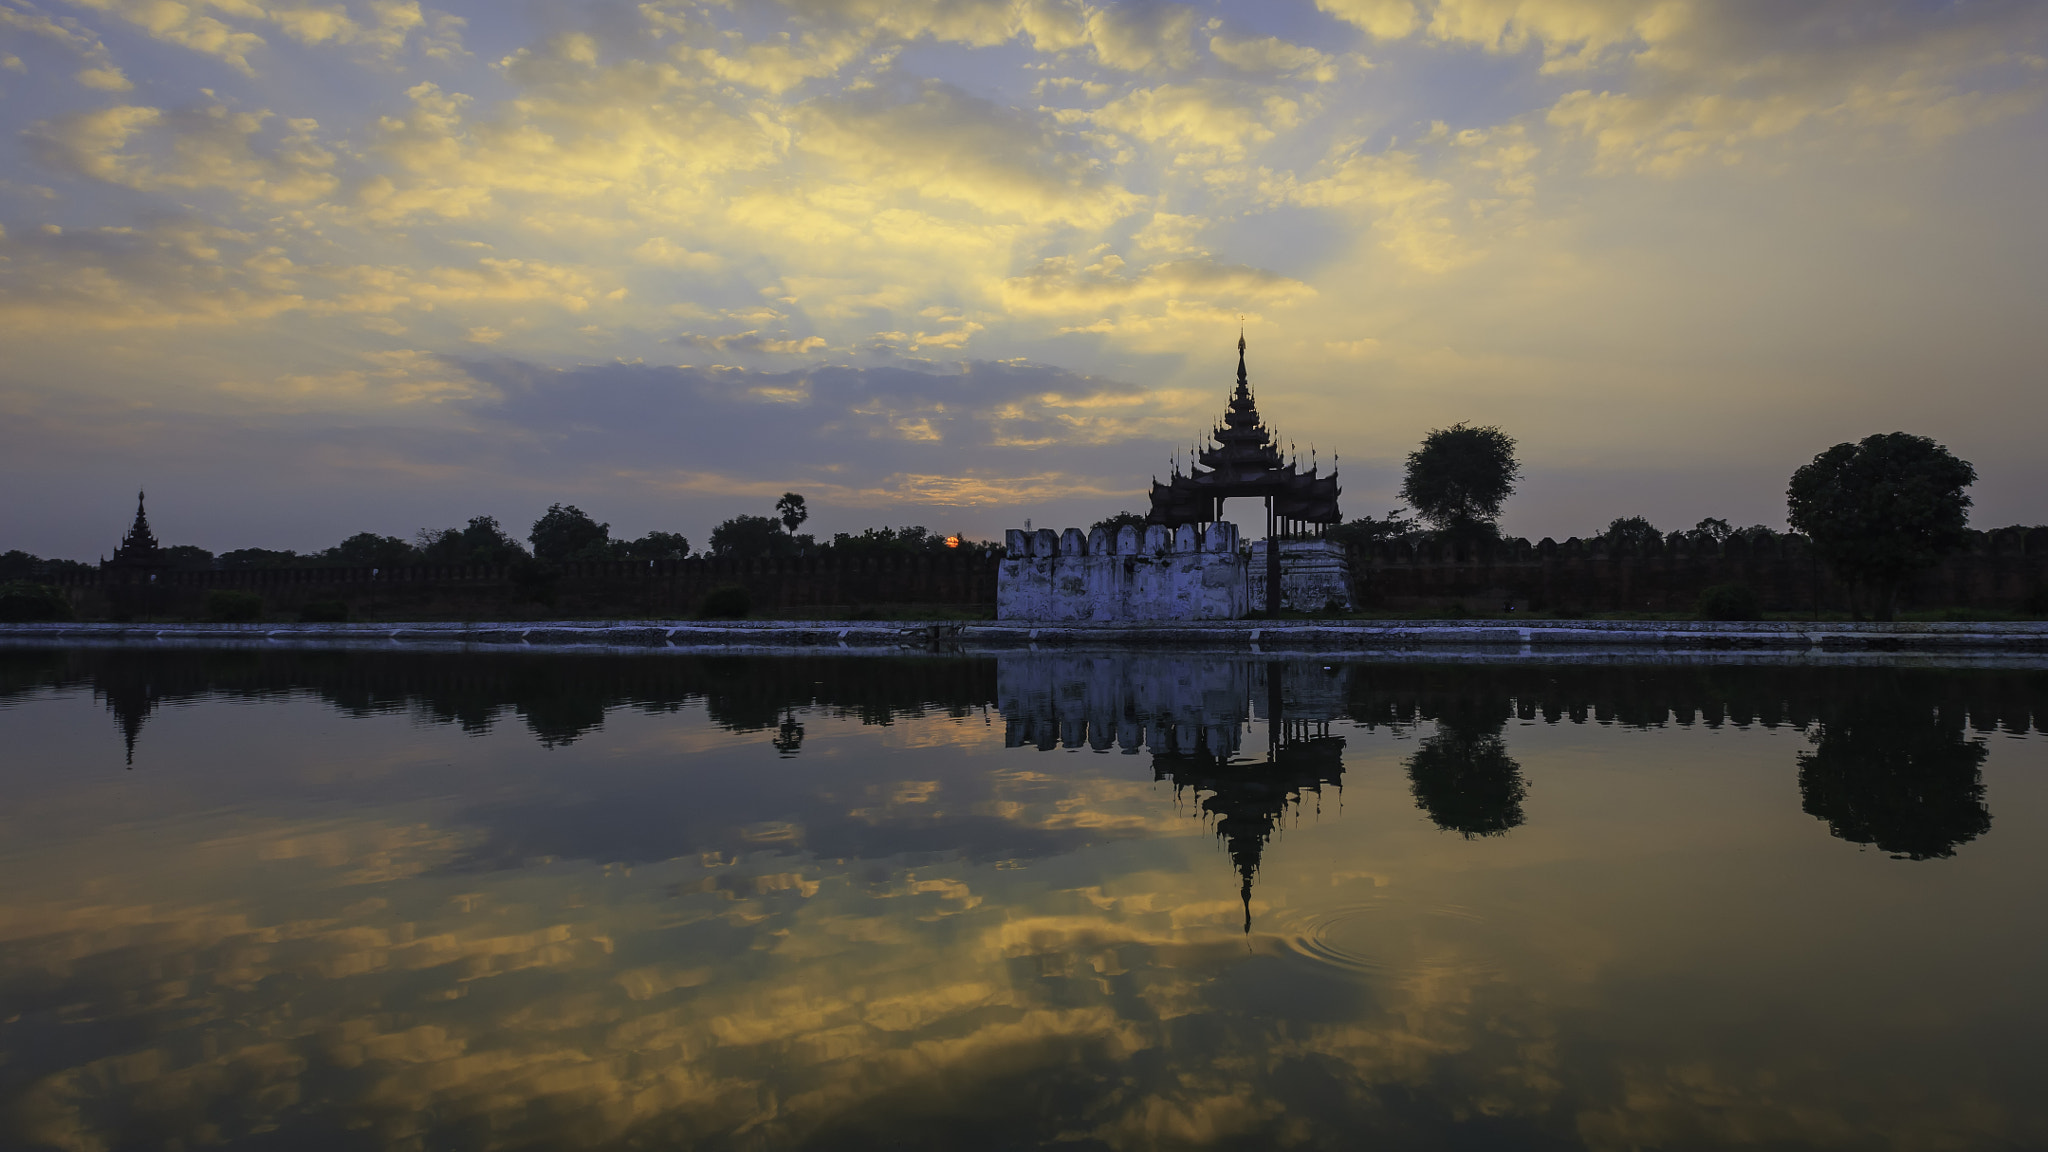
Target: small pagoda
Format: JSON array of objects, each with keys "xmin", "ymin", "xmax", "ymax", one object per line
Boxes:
[{"xmin": 103, "ymin": 490, "xmax": 168, "ymax": 581}]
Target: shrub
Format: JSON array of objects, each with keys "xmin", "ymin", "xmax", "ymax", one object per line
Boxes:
[
  {"xmin": 298, "ymin": 600, "xmax": 349, "ymax": 623},
  {"xmin": 205, "ymin": 589, "xmax": 264, "ymax": 623},
  {"xmin": 510, "ymin": 558, "xmax": 559, "ymax": 606},
  {"xmin": 0, "ymin": 582, "xmax": 74, "ymax": 623},
  {"xmin": 699, "ymin": 585, "xmax": 753, "ymax": 619},
  {"xmin": 1697, "ymin": 584, "xmax": 1761, "ymax": 621}
]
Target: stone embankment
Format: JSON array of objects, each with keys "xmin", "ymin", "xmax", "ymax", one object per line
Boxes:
[{"xmin": 5, "ymin": 619, "xmax": 2048, "ymax": 658}]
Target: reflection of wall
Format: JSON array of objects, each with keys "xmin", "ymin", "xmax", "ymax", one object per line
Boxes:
[
  {"xmin": 997, "ymin": 653, "xmax": 1254, "ymax": 752},
  {"xmin": 997, "ymin": 654, "xmax": 1352, "ymax": 929}
]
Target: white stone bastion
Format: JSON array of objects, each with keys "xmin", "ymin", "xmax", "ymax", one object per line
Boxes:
[{"xmin": 997, "ymin": 525, "xmax": 1352, "ymax": 621}]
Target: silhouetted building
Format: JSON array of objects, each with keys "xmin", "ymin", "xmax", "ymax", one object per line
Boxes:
[
  {"xmin": 102, "ymin": 490, "xmax": 169, "ymax": 582},
  {"xmin": 1146, "ymin": 335, "xmax": 1342, "ymax": 536}
]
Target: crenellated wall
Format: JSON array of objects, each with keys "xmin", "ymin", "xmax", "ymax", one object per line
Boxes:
[
  {"xmin": 998, "ymin": 523, "xmax": 1249, "ymax": 620},
  {"xmin": 1347, "ymin": 529, "xmax": 2048, "ymax": 614},
  {"xmin": 46, "ymin": 554, "xmax": 1000, "ymax": 619}
]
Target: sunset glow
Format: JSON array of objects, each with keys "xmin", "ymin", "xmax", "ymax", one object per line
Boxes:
[{"xmin": 2, "ymin": 0, "xmax": 2043, "ymax": 555}]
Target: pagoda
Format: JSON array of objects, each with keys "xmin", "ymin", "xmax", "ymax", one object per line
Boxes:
[
  {"xmin": 103, "ymin": 490, "xmax": 168, "ymax": 579},
  {"xmin": 1146, "ymin": 334, "xmax": 1345, "ymax": 616},
  {"xmin": 1146, "ymin": 333, "xmax": 1342, "ymax": 533}
]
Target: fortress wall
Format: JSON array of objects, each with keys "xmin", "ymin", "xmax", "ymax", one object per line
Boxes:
[
  {"xmin": 1348, "ymin": 529, "xmax": 2048, "ymax": 614},
  {"xmin": 33, "ymin": 528, "xmax": 2045, "ymax": 619},
  {"xmin": 50, "ymin": 553, "xmax": 1001, "ymax": 619},
  {"xmin": 997, "ymin": 523, "xmax": 1248, "ymax": 621}
]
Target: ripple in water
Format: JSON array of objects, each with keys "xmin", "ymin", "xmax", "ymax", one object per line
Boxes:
[{"xmin": 1283, "ymin": 901, "xmax": 1499, "ymax": 977}]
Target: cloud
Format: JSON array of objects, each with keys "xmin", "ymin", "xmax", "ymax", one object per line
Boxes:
[
  {"xmin": 1084, "ymin": 81, "xmax": 1300, "ymax": 159},
  {"xmin": 64, "ymin": 0, "xmax": 268, "ymax": 74},
  {"xmin": 685, "ymin": 27, "xmax": 871, "ymax": 94},
  {"xmin": 25, "ymin": 103, "xmax": 339, "ymax": 202},
  {"xmin": 1209, "ymin": 32, "xmax": 1335, "ymax": 79},
  {"xmin": 674, "ymin": 331, "xmax": 829, "ymax": 355},
  {"xmin": 1315, "ymin": 0, "xmax": 1420, "ymax": 40},
  {"xmin": 795, "ymin": 81, "xmax": 1140, "ymax": 227}
]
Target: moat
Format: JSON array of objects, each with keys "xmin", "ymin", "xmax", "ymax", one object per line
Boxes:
[{"xmin": 2, "ymin": 645, "xmax": 2045, "ymax": 1150}]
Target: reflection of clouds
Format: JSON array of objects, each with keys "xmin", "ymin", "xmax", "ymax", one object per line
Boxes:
[
  {"xmin": 8, "ymin": 662, "xmax": 2048, "ymax": 1149},
  {"xmin": 5, "ymin": 787, "xmax": 2041, "ymax": 1152}
]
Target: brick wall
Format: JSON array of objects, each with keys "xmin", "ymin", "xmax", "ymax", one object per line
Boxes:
[{"xmin": 1349, "ymin": 528, "xmax": 2048, "ymax": 613}]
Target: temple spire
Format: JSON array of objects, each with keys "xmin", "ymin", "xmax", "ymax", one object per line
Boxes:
[{"xmin": 1236, "ymin": 328, "xmax": 1248, "ymax": 392}]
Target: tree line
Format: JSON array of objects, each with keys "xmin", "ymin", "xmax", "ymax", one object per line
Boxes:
[
  {"xmin": 1093, "ymin": 424, "xmax": 2032, "ymax": 622},
  {"xmin": 0, "ymin": 492, "xmax": 997, "ymax": 585}
]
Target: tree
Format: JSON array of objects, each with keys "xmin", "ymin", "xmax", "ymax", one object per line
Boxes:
[
  {"xmin": 826, "ymin": 526, "xmax": 968, "ymax": 556},
  {"xmin": 530, "ymin": 503, "xmax": 614, "ymax": 563},
  {"xmin": 2, "ymin": 550, "xmax": 89, "ymax": 581},
  {"xmin": 1400, "ymin": 423, "xmax": 1520, "ymax": 541},
  {"xmin": 218, "ymin": 548, "xmax": 300, "ymax": 570},
  {"xmin": 161, "ymin": 545, "xmax": 214, "ymax": 571},
  {"xmin": 1787, "ymin": 433, "xmax": 1976, "ymax": 621},
  {"xmin": 620, "ymin": 531, "xmax": 691, "ymax": 561},
  {"xmin": 710, "ymin": 514, "xmax": 796, "ymax": 559},
  {"xmin": 318, "ymin": 533, "xmax": 420, "ymax": 569},
  {"xmin": 1601, "ymin": 516, "xmax": 1662, "ymax": 551},
  {"xmin": 1089, "ymin": 511, "xmax": 1147, "ymax": 538},
  {"xmin": 417, "ymin": 516, "xmax": 529, "ymax": 565},
  {"xmin": 1328, "ymin": 510, "xmax": 1418, "ymax": 550},
  {"xmin": 775, "ymin": 492, "xmax": 809, "ymax": 535}
]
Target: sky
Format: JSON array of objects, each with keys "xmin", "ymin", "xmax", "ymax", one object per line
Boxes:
[{"xmin": 1, "ymin": 0, "xmax": 2044, "ymax": 559}]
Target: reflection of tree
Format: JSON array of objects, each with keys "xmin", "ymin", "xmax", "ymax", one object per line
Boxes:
[
  {"xmin": 772, "ymin": 710, "xmax": 805, "ymax": 756},
  {"xmin": 1406, "ymin": 699, "xmax": 1525, "ymax": 838},
  {"xmin": 0, "ymin": 648, "xmax": 995, "ymax": 762},
  {"xmin": 1798, "ymin": 695, "xmax": 1989, "ymax": 860}
]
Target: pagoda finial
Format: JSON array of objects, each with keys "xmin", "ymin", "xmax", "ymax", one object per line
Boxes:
[{"xmin": 1235, "ymin": 327, "xmax": 1248, "ymax": 392}]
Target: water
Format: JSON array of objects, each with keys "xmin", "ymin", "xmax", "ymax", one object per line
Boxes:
[{"xmin": 2, "ymin": 646, "xmax": 2046, "ymax": 1151}]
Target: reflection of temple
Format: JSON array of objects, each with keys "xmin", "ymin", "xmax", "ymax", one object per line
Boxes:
[
  {"xmin": 96, "ymin": 664, "xmax": 164, "ymax": 767},
  {"xmin": 998, "ymin": 655, "xmax": 1349, "ymax": 931}
]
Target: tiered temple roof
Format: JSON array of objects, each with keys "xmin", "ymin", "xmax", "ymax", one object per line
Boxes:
[
  {"xmin": 1146, "ymin": 335, "xmax": 1341, "ymax": 530},
  {"xmin": 105, "ymin": 490, "xmax": 165, "ymax": 570}
]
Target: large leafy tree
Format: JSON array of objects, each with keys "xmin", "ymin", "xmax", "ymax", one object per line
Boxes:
[
  {"xmin": 1786, "ymin": 433, "xmax": 1975, "ymax": 621},
  {"xmin": 417, "ymin": 516, "xmax": 529, "ymax": 565},
  {"xmin": 620, "ymin": 531, "xmax": 691, "ymax": 561},
  {"xmin": 1400, "ymin": 423, "xmax": 1521, "ymax": 540},
  {"xmin": 710, "ymin": 514, "xmax": 797, "ymax": 559},
  {"xmin": 318, "ymin": 533, "xmax": 419, "ymax": 568},
  {"xmin": 530, "ymin": 503, "xmax": 615, "ymax": 563},
  {"xmin": 1600, "ymin": 516, "xmax": 1662, "ymax": 551}
]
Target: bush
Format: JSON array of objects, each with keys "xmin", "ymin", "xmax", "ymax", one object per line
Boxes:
[
  {"xmin": 510, "ymin": 558, "xmax": 560, "ymax": 606},
  {"xmin": 298, "ymin": 600, "xmax": 349, "ymax": 623},
  {"xmin": 205, "ymin": 589, "xmax": 264, "ymax": 623},
  {"xmin": 0, "ymin": 582, "xmax": 74, "ymax": 623},
  {"xmin": 699, "ymin": 585, "xmax": 753, "ymax": 619},
  {"xmin": 1697, "ymin": 584, "xmax": 1761, "ymax": 621}
]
